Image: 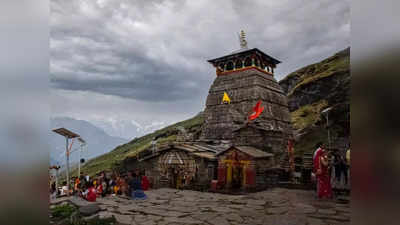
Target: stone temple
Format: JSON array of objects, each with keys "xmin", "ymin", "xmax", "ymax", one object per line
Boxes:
[
  {"xmin": 200, "ymin": 34, "xmax": 292, "ymax": 163},
  {"xmin": 124, "ymin": 32, "xmax": 293, "ymax": 192}
]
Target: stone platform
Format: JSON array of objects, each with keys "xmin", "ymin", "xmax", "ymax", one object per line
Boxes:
[{"xmin": 50, "ymin": 188, "xmax": 350, "ymax": 225}]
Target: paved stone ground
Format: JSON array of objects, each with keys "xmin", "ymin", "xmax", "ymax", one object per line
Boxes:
[{"xmin": 51, "ymin": 188, "xmax": 350, "ymax": 225}]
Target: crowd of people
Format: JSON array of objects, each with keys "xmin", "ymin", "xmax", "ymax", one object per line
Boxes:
[
  {"xmin": 312, "ymin": 142, "xmax": 351, "ymax": 199},
  {"xmin": 49, "ymin": 169, "xmax": 150, "ymax": 202},
  {"xmin": 49, "ymin": 142, "xmax": 350, "ymax": 202}
]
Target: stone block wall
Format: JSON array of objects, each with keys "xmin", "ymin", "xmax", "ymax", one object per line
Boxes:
[{"xmin": 200, "ymin": 68, "xmax": 293, "ymax": 164}]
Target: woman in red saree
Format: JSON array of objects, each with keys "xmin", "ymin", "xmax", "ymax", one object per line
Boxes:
[
  {"xmin": 315, "ymin": 149, "xmax": 333, "ymax": 199},
  {"xmin": 141, "ymin": 174, "xmax": 150, "ymax": 191}
]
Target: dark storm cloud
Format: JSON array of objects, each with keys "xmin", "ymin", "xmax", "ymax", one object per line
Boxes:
[
  {"xmin": 50, "ymin": 0, "xmax": 349, "ymax": 126},
  {"xmin": 51, "ymin": 0, "xmax": 211, "ymax": 102}
]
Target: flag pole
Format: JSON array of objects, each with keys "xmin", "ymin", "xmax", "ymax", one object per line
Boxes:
[{"xmin": 66, "ymin": 136, "xmax": 70, "ymax": 196}]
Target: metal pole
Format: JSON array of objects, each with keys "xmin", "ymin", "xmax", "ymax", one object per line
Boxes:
[
  {"xmin": 78, "ymin": 143, "xmax": 81, "ymax": 178},
  {"xmin": 55, "ymin": 169, "xmax": 58, "ymax": 195},
  {"xmin": 66, "ymin": 137, "xmax": 70, "ymax": 196},
  {"xmin": 327, "ymin": 113, "xmax": 331, "ymax": 151}
]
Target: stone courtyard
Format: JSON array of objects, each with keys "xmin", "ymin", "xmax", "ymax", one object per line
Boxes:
[{"xmin": 50, "ymin": 188, "xmax": 350, "ymax": 225}]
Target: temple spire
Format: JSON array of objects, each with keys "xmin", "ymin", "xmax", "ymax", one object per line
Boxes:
[{"xmin": 238, "ymin": 30, "xmax": 248, "ymax": 49}]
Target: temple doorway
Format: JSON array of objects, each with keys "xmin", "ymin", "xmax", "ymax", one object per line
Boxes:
[
  {"xmin": 158, "ymin": 150, "xmax": 196, "ymax": 189},
  {"xmin": 231, "ymin": 164, "xmax": 243, "ymax": 189}
]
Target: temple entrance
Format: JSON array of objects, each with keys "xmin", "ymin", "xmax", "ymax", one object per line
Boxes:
[
  {"xmin": 158, "ymin": 150, "xmax": 196, "ymax": 189},
  {"xmin": 231, "ymin": 164, "xmax": 243, "ymax": 189},
  {"xmin": 169, "ymin": 167, "xmax": 183, "ymax": 189},
  {"xmin": 218, "ymin": 148, "xmax": 256, "ymax": 191},
  {"xmin": 224, "ymin": 159, "xmax": 249, "ymax": 190}
]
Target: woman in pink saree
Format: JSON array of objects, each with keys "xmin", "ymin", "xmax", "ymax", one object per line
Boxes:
[{"xmin": 314, "ymin": 148, "xmax": 333, "ymax": 199}]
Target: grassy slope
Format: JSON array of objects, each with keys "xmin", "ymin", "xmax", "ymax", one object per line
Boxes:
[
  {"xmin": 284, "ymin": 48, "xmax": 350, "ymax": 157},
  {"xmin": 281, "ymin": 48, "xmax": 350, "ymax": 97},
  {"xmin": 78, "ymin": 114, "xmax": 203, "ymax": 176}
]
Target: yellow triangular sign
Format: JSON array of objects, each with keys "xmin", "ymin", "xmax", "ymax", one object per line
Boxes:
[{"xmin": 222, "ymin": 92, "xmax": 231, "ymax": 104}]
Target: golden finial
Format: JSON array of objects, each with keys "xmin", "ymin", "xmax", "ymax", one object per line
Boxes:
[{"xmin": 238, "ymin": 30, "xmax": 248, "ymax": 49}]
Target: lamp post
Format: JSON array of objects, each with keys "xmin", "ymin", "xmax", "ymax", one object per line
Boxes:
[{"xmin": 52, "ymin": 128, "xmax": 80, "ymax": 196}]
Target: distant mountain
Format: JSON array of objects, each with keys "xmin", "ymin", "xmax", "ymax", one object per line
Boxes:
[
  {"xmin": 50, "ymin": 117, "xmax": 128, "ymax": 166},
  {"xmin": 91, "ymin": 118, "xmax": 167, "ymax": 140},
  {"xmin": 79, "ymin": 113, "xmax": 204, "ymax": 176},
  {"xmin": 279, "ymin": 47, "xmax": 350, "ymax": 156}
]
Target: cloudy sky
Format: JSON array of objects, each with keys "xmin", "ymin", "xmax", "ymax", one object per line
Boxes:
[{"xmin": 50, "ymin": 0, "xmax": 350, "ymax": 139}]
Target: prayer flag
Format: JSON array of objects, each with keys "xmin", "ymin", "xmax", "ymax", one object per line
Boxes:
[
  {"xmin": 222, "ymin": 92, "xmax": 231, "ymax": 104},
  {"xmin": 248, "ymin": 100, "xmax": 264, "ymax": 121}
]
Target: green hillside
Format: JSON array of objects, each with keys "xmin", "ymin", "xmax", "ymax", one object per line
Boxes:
[
  {"xmin": 78, "ymin": 113, "xmax": 203, "ymax": 176},
  {"xmin": 280, "ymin": 47, "xmax": 350, "ymax": 157}
]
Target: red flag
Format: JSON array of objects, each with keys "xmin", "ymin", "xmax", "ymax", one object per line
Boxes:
[{"xmin": 248, "ymin": 100, "xmax": 264, "ymax": 121}]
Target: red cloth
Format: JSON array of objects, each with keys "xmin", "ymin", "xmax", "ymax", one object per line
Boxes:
[
  {"xmin": 316, "ymin": 152, "xmax": 332, "ymax": 199},
  {"xmin": 246, "ymin": 167, "xmax": 255, "ymax": 185},
  {"xmin": 86, "ymin": 187, "xmax": 97, "ymax": 202},
  {"xmin": 248, "ymin": 100, "xmax": 264, "ymax": 121},
  {"xmin": 217, "ymin": 166, "xmax": 226, "ymax": 185},
  {"xmin": 141, "ymin": 176, "xmax": 150, "ymax": 191},
  {"xmin": 96, "ymin": 184, "xmax": 103, "ymax": 196},
  {"xmin": 313, "ymin": 148, "xmax": 323, "ymax": 173}
]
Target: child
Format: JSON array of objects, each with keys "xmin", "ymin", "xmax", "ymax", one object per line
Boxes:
[
  {"xmin": 96, "ymin": 178, "xmax": 103, "ymax": 197},
  {"xmin": 83, "ymin": 182, "xmax": 97, "ymax": 202}
]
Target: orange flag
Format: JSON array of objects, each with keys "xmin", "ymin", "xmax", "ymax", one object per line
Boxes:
[{"xmin": 248, "ymin": 100, "xmax": 264, "ymax": 121}]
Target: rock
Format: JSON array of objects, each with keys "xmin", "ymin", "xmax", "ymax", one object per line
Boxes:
[
  {"xmin": 50, "ymin": 196, "xmax": 70, "ymax": 205},
  {"xmin": 291, "ymin": 203, "xmax": 316, "ymax": 214},
  {"xmin": 246, "ymin": 199, "xmax": 266, "ymax": 206},
  {"xmin": 226, "ymin": 213, "xmax": 243, "ymax": 223},
  {"xmin": 213, "ymin": 206, "xmax": 233, "ymax": 213},
  {"xmin": 318, "ymin": 208, "xmax": 337, "ymax": 215},
  {"xmin": 113, "ymin": 214, "xmax": 133, "ymax": 224},
  {"xmin": 262, "ymin": 214, "xmax": 307, "ymax": 225},
  {"xmin": 191, "ymin": 212, "xmax": 219, "ymax": 222},
  {"xmin": 163, "ymin": 216, "xmax": 203, "ymax": 225},
  {"xmin": 267, "ymin": 206, "xmax": 289, "ymax": 215},
  {"xmin": 98, "ymin": 211, "xmax": 114, "ymax": 219},
  {"xmin": 207, "ymin": 216, "xmax": 230, "ymax": 225},
  {"xmin": 306, "ymin": 217, "xmax": 326, "ymax": 225},
  {"xmin": 79, "ymin": 204, "xmax": 101, "ymax": 216}
]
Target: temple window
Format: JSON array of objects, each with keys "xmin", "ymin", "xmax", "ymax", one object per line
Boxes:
[
  {"xmin": 218, "ymin": 63, "xmax": 225, "ymax": 71},
  {"xmin": 226, "ymin": 61, "xmax": 234, "ymax": 71},
  {"xmin": 254, "ymin": 59, "xmax": 260, "ymax": 67},
  {"xmin": 244, "ymin": 57, "xmax": 252, "ymax": 67},
  {"xmin": 235, "ymin": 59, "xmax": 243, "ymax": 69}
]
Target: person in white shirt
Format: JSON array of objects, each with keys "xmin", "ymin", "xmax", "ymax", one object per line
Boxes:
[{"xmin": 60, "ymin": 181, "xmax": 69, "ymax": 195}]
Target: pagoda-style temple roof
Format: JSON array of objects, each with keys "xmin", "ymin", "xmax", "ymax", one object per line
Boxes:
[{"xmin": 208, "ymin": 48, "xmax": 281, "ymax": 65}]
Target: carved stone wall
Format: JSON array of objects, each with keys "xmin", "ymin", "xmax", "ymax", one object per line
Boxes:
[{"xmin": 200, "ymin": 68, "xmax": 293, "ymax": 163}]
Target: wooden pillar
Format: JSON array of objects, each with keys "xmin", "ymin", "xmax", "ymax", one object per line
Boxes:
[
  {"xmin": 226, "ymin": 162, "xmax": 232, "ymax": 188},
  {"xmin": 242, "ymin": 164, "xmax": 247, "ymax": 188}
]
